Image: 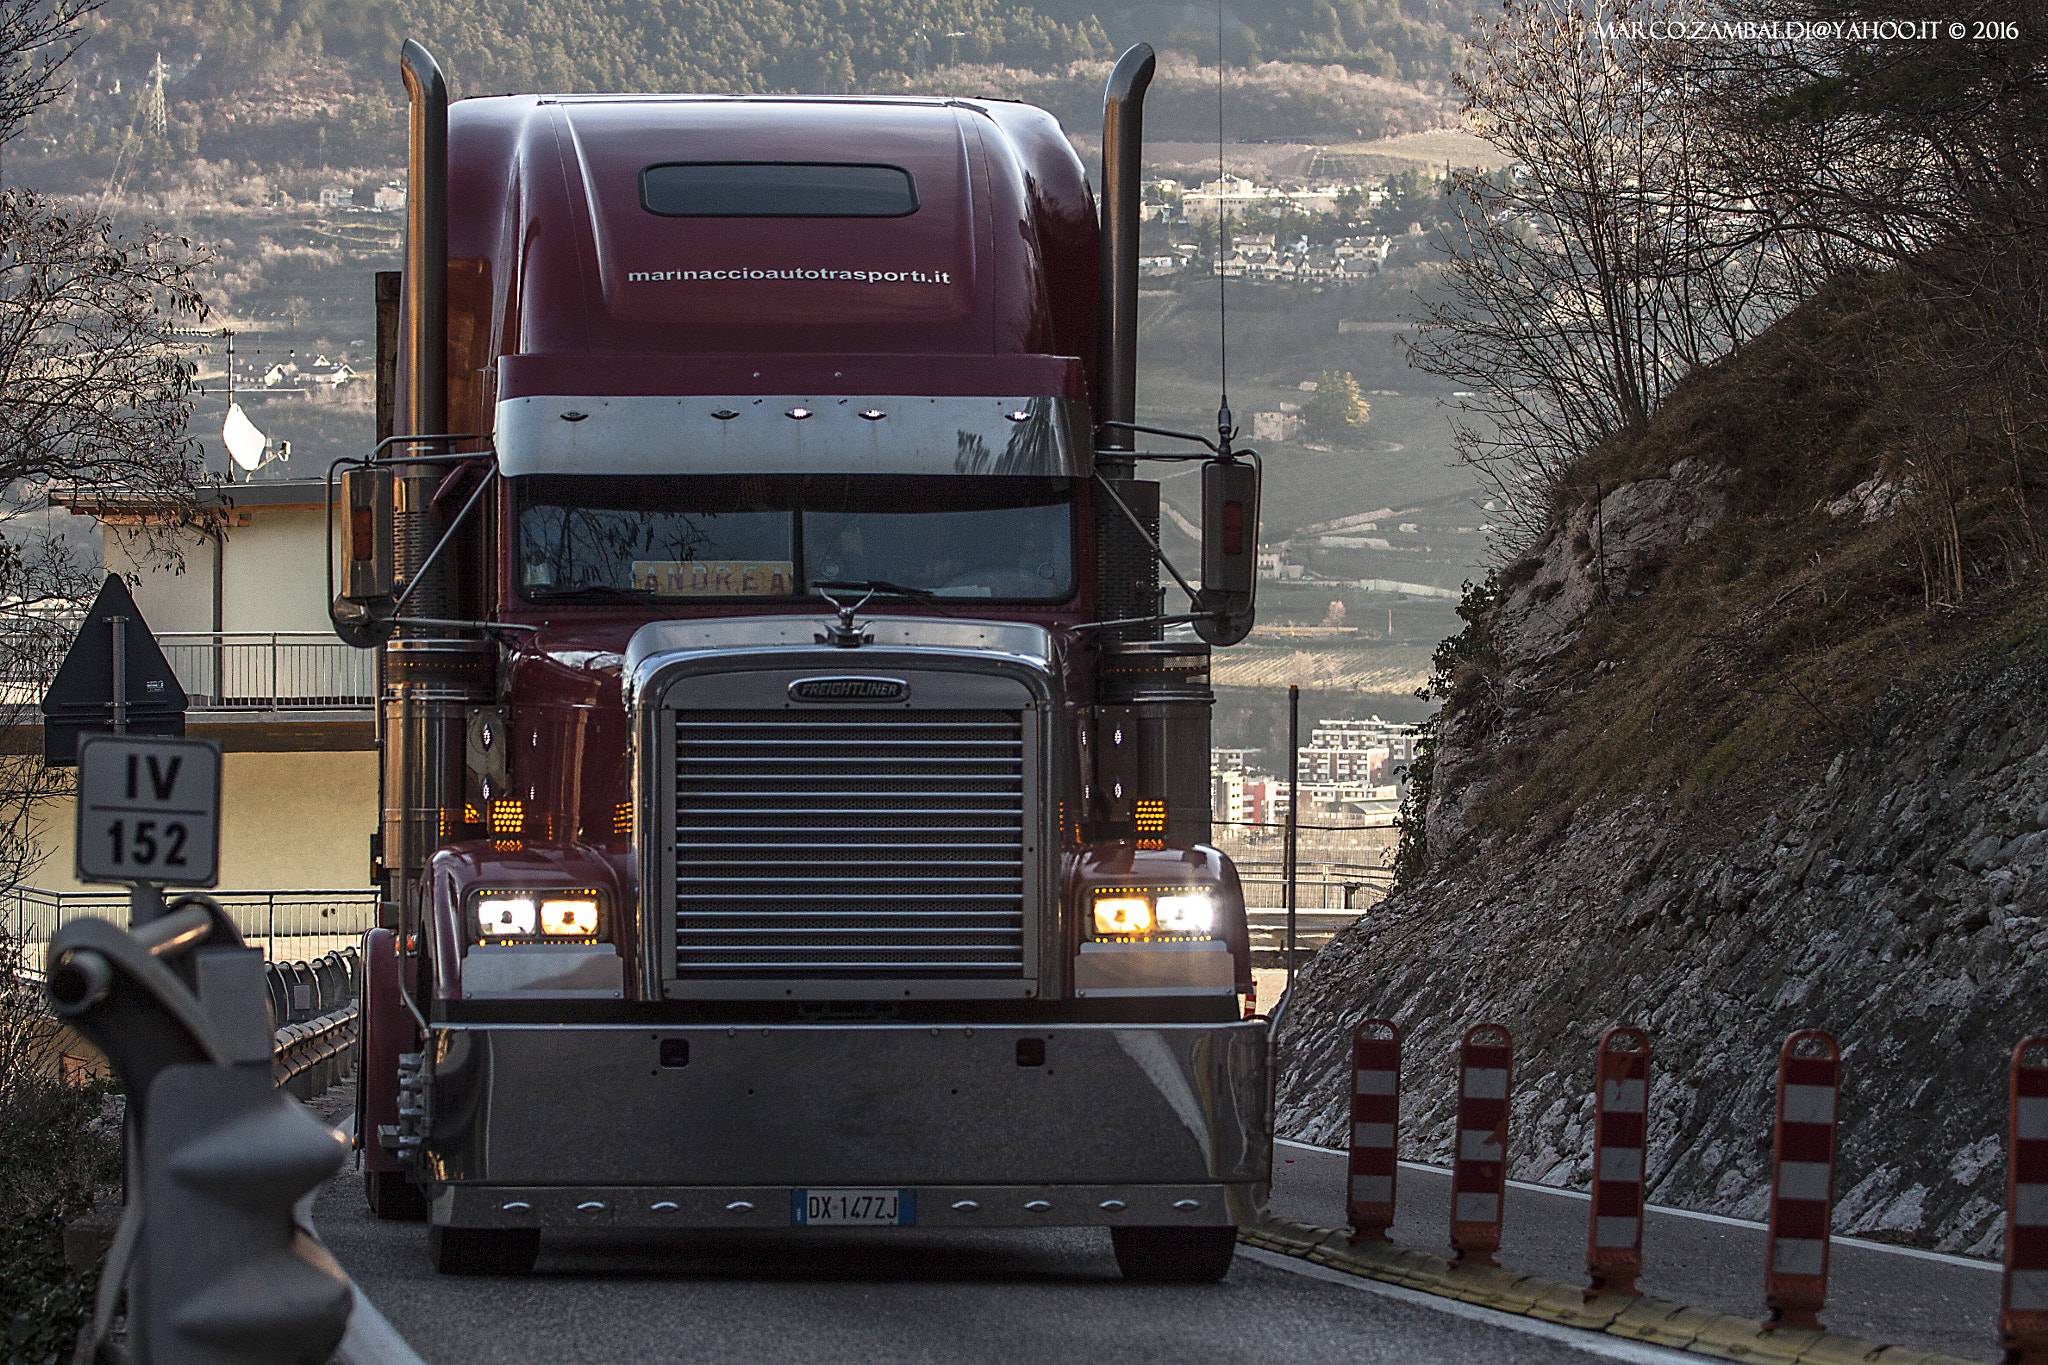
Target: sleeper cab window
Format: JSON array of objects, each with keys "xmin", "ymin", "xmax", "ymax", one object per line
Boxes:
[{"xmin": 640, "ymin": 162, "xmax": 919, "ymax": 218}]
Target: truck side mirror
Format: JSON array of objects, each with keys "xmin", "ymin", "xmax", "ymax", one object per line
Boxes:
[
  {"xmin": 1194, "ymin": 457, "xmax": 1258, "ymax": 646},
  {"xmin": 331, "ymin": 465, "xmax": 396, "ymax": 648}
]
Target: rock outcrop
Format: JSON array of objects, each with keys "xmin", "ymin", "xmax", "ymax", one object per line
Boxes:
[{"xmin": 1277, "ymin": 646, "xmax": 2048, "ymax": 1254}]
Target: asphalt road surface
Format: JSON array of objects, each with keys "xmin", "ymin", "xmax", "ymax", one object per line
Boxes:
[
  {"xmin": 1267, "ymin": 1139, "xmax": 1999, "ymax": 1363},
  {"xmin": 316, "ymin": 1151, "xmax": 1685, "ymax": 1364},
  {"xmin": 315, "ymin": 1108, "xmax": 1995, "ymax": 1365}
]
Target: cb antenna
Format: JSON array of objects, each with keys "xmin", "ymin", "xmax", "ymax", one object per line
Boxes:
[{"xmin": 1215, "ymin": 0, "xmax": 1234, "ymax": 457}]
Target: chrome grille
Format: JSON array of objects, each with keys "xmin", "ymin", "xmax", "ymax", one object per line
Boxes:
[{"xmin": 672, "ymin": 709, "xmax": 1026, "ymax": 977}]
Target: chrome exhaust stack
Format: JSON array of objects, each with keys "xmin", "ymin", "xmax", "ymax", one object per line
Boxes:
[
  {"xmin": 397, "ymin": 39, "xmax": 453, "ymax": 624},
  {"xmin": 386, "ymin": 41, "xmax": 491, "ymax": 937},
  {"xmin": 1093, "ymin": 45, "xmax": 1161, "ymax": 643},
  {"xmin": 1095, "ymin": 42, "xmax": 1154, "ymax": 482}
]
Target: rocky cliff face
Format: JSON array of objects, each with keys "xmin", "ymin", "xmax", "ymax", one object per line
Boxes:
[
  {"xmin": 1427, "ymin": 459, "xmax": 1735, "ymax": 857},
  {"xmin": 1273, "ymin": 460, "xmax": 2048, "ymax": 1253}
]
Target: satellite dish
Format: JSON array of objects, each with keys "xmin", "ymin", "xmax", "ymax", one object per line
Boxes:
[{"xmin": 222, "ymin": 401, "xmax": 267, "ymax": 471}]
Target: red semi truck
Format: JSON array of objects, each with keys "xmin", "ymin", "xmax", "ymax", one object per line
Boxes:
[{"xmin": 334, "ymin": 39, "xmax": 1269, "ymax": 1280}]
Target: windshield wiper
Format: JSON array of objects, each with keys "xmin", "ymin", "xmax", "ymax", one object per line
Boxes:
[
  {"xmin": 811, "ymin": 579, "xmax": 936, "ymax": 601},
  {"xmin": 524, "ymin": 584, "xmax": 655, "ymax": 602}
]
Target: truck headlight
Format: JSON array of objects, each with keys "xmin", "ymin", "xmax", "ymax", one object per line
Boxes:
[
  {"xmin": 1154, "ymin": 892, "xmax": 1215, "ymax": 935},
  {"xmin": 1089, "ymin": 887, "xmax": 1221, "ymax": 941},
  {"xmin": 476, "ymin": 894, "xmax": 537, "ymax": 939},
  {"xmin": 539, "ymin": 897, "xmax": 601, "ymax": 938},
  {"xmin": 1092, "ymin": 895, "xmax": 1153, "ymax": 936},
  {"xmin": 471, "ymin": 888, "xmax": 605, "ymax": 943}
]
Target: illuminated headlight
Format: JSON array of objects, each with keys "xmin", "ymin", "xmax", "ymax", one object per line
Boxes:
[
  {"xmin": 472, "ymin": 888, "xmax": 604, "ymax": 942},
  {"xmin": 1155, "ymin": 892, "xmax": 1215, "ymax": 935},
  {"xmin": 539, "ymin": 898, "xmax": 601, "ymax": 938},
  {"xmin": 475, "ymin": 895, "xmax": 536, "ymax": 939},
  {"xmin": 1092, "ymin": 895, "xmax": 1153, "ymax": 936}
]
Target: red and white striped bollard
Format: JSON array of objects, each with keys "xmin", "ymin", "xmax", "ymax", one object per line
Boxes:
[
  {"xmin": 1348, "ymin": 1019, "xmax": 1401, "ymax": 1242},
  {"xmin": 2001, "ymin": 1036, "xmax": 2048, "ymax": 1364},
  {"xmin": 1585, "ymin": 1026, "xmax": 1651, "ymax": 1299},
  {"xmin": 1451, "ymin": 1023, "xmax": 1512, "ymax": 1268},
  {"xmin": 1765, "ymin": 1029, "xmax": 1840, "ymax": 1331}
]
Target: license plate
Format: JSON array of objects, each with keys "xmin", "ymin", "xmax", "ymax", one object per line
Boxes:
[{"xmin": 792, "ymin": 1188, "xmax": 915, "ymax": 1226}]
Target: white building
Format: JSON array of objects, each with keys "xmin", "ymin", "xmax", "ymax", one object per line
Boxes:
[{"xmin": 42, "ymin": 482, "xmax": 377, "ymax": 894}]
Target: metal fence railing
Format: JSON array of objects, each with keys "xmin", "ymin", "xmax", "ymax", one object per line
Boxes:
[
  {"xmin": 3, "ymin": 886, "xmax": 379, "ymax": 963},
  {"xmin": 1237, "ymin": 862, "xmax": 1394, "ymax": 961},
  {"xmin": 156, "ymin": 633, "xmax": 375, "ymax": 711},
  {"xmin": 1235, "ymin": 861, "xmax": 1393, "ymax": 912}
]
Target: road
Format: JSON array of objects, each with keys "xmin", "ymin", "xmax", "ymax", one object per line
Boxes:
[
  {"xmin": 1266, "ymin": 1139, "xmax": 1999, "ymax": 1362},
  {"xmin": 311, "ymin": 1086, "xmax": 1998, "ymax": 1365},
  {"xmin": 318, "ymin": 1175, "xmax": 1688, "ymax": 1365},
  {"xmin": 313, "ymin": 1103, "xmax": 1995, "ymax": 1365}
]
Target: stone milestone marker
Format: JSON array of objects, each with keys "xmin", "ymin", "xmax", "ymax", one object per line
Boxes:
[{"xmin": 41, "ymin": 574, "xmax": 188, "ymax": 766}]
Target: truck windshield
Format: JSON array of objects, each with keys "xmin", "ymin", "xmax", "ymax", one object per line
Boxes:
[{"xmin": 517, "ymin": 474, "xmax": 1076, "ymax": 603}]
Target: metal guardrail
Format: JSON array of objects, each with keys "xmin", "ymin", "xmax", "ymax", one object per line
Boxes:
[
  {"xmin": 4, "ymin": 886, "xmax": 379, "ymax": 961},
  {"xmin": 268, "ymin": 949, "xmax": 361, "ymax": 1100},
  {"xmin": 157, "ymin": 632, "xmax": 375, "ymax": 711}
]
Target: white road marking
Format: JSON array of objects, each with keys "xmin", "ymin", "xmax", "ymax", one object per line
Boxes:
[
  {"xmin": 1236, "ymin": 1245, "xmax": 1697, "ymax": 1363},
  {"xmin": 1274, "ymin": 1138, "xmax": 1998, "ymax": 1272}
]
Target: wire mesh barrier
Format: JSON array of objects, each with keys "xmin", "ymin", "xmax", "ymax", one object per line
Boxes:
[
  {"xmin": 4, "ymin": 886, "xmax": 379, "ymax": 963},
  {"xmin": 156, "ymin": 633, "xmax": 377, "ymax": 710}
]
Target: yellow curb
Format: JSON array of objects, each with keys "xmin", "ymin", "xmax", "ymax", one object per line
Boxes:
[
  {"xmin": 1792, "ymin": 1334, "xmax": 1892, "ymax": 1363},
  {"xmin": 1609, "ymin": 1297, "xmax": 1723, "ymax": 1350},
  {"xmin": 1685, "ymin": 1320, "xmax": 1814, "ymax": 1363},
  {"xmin": 1523, "ymin": 1279, "xmax": 1632, "ymax": 1330},
  {"xmin": 1239, "ymin": 1218, "xmax": 1979, "ymax": 1365}
]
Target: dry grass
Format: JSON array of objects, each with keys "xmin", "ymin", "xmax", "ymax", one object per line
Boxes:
[{"xmin": 1465, "ymin": 260, "xmax": 2048, "ymax": 843}]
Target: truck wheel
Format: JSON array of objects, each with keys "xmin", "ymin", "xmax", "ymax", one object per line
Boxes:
[
  {"xmin": 1109, "ymin": 1226, "xmax": 1238, "ymax": 1283},
  {"xmin": 428, "ymin": 1225, "xmax": 541, "ymax": 1276},
  {"xmin": 365, "ymin": 1169, "xmax": 429, "ymax": 1222}
]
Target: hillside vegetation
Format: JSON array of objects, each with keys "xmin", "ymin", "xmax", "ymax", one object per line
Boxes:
[
  {"xmin": 1432, "ymin": 254, "xmax": 2047, "ymax": 856},
  {"xmin": 4, "ymin": 0, "xmax": 1472, "ymax": 192},
  {"xmin": 1267, "ymin": 0, "xmax": 2048, "ymax": 1281}
]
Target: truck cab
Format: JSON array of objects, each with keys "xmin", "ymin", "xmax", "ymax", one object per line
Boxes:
[{"xmin": 337, "ymin": 42, "xmax": 1268, "ymax": 1281}]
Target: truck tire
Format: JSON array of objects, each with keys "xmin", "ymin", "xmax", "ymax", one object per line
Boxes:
[
  {"xmin": 365, "ymin": 1169, "xmax": 429, "ymax": 1222},
  {"xmin": 1109, "ymin": 1226, "xmax": 1238, "ymax": 1283},
  {"xmin": 428, "ymin": 1225, "xmax": 541, "ymax": 1276}
]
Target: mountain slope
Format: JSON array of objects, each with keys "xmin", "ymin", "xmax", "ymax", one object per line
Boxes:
[{"xmin": 1272, "ymin": 256, "xmax": 2048, "ymax": 1254}]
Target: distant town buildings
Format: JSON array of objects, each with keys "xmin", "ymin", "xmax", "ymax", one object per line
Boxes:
[
  {"xmin": 259, "ymin": 354, "xmax": 359, "ymax": 390},
  {"xmin": 1132, "ymin": 168, "xmax": 1442, "ymax": 289},
  {"xmin": 1250, "ymin": 411, "xmax": 1302, "ymax": 443},
  {"xmin": 1211, "ymin": 715, "xmax": 1423, "ymax": 834}
]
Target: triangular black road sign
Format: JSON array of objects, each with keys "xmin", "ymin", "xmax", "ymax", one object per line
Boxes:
[{"xmin": 41, "ymin": 575, "xmax": 188, "ymax": 766}]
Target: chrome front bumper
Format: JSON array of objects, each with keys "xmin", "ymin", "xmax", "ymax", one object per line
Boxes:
[{"xmin": 420, "ymin": 1020, "xmax": 1269, "ymax": 1229}]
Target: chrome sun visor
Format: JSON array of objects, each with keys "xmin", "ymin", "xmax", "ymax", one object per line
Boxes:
[{"xmin": 494, "ymin": 394, "xmax": 1085, "ymax": 478}]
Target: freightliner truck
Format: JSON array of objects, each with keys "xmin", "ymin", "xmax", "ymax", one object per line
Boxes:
[{"xmin": 333, "ymin": 38, "xmax": 1270, "ymax": 1280}]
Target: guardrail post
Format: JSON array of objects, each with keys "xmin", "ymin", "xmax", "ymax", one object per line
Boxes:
[
  {"xmin": 1347, "ymin": 1018, "xmax": 1401, "ymax": 1242},
  {"xmin": 1765, "ymin": 1028, "xmax": 1841, "ymax": 1331},
  {"xmin": 1451, "ymin": 1023, "xmax": 1513, "ymax": 1268},
  {"xmin": 46, "ymin": 907, "xmax": 350, "ymax": 1363},
  {"xmin": 1585, "ymin": 1026, "xmax": 1651, "ymax": 1299},
  {"xmin": 2003, "ymin": 1036, "xmax": 2048, "ymax": 1364}
]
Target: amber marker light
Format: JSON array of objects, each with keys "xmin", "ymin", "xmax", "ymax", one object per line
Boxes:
[{"xmin": 1092, "ymin": 894, "xmax": 1153, "ymax": 937}]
